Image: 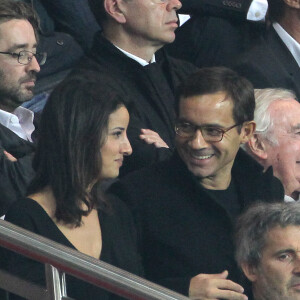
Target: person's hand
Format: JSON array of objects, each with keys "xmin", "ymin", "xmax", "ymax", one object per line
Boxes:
[
  {"xmin": 139, "ymin": 129, "xmax": 169, "ymax": 148},
  {"xmin": 3, "ymin": 150, "xmax": 17, "ymax": 162},
  {"xmin": 189, "ymin": 270, "xmax": 248, "ymax": 300}
]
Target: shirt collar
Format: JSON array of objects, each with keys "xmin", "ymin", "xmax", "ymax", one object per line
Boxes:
[
  {"xmin": 0, "ymin": 108, "xmax": 15, "ymax": 128},
  {"xmin": 247, "ymin": 0, "xmax": 268, "ymax": 21},
  {"xmin": 273, "ymin": 22, "xmax": 300, "ymax": 67},
  {"xmin": 0, "ymin": 106, "xmax": 35, "ymax": 141},
  {"xmin": 284, "ymin": 195, "xmax": 296, "ymax": 202},
  {"xmin": 14, "ymin": 106, "xmax": 34, "ymax": 126},
  {"xmin": 114, "ymin": 45, "xmax": 156, "ymax": 66}
]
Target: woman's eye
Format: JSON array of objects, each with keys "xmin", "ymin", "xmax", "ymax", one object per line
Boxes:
[{"xmin": 112, "ymin": 131, "xmax": 122, "ymax": 138}]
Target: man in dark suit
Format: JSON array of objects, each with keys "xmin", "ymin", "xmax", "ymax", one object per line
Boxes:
[
  {"xmin": 233, "ymin": 0, "xmax": 300, "ymax": 100},
  {"xmin": 0, "ymin": 1, "xmax": 44, "ymax": 215},
  {"xmin": 166, "ymin": 0, "xmax": 267, "ymax": 67},
  {"xmin": 243, "ymin": 88, "xmax": 300, "ymax": 201},
  {"xmin": 109, "ymin": 67, "xmax": 284, "ymax": 299},
  {"xmin": 68, "ymin": 0, "xmax": 199, "ymax": 176},
  {"xmin": 36, "ymin": 0, "xmax": 100, "ymax": 52}
]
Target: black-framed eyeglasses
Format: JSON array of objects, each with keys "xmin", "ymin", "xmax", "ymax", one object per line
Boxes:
[
  {"xmin": 0, "ymin": 50, "xmax": 47, "ymax": 66},
  {"xmin": 175, "ymin": 121, "xmax": 242, "ymax": 142}
]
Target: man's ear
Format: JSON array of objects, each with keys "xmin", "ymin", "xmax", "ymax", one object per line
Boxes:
[
  {"xmin": 248, "ymin": 134, "xmax": 268, "ymax": 160},
  {"xmin": 240, "ymin": 121, "xmax": 256, "ymax": 144},
  {"xmin": 241, "ymin": 262, "xmax": 258, "ymax": 282},
  {"xmin": 283, "ymin": 0, "xmax": 300, "ymax": 8},
  {"xmin": 104, "ymin": 0, "xmax": 126, "ymax": 24}
]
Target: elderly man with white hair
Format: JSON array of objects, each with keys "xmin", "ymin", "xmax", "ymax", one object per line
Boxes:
[{"xmin": 243, "ymin": 88, "xmax": 300, "ymax": 201}]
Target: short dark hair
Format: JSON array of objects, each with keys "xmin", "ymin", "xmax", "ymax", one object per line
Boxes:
[
  {"xmin": 28, "ymin": 72, "xmax": 131, "ymax": 226},
  {"xmin": 88, "ymin": 0, "xmax": 107, "ymax": 27},
  {"xmin": 235, "ymin": 202, "xmax": 300, "ymax": 268},
  {"xmin": 0, "ymin": 0, "xmax": 39, "ymax": 38},
  {"xmin": 176, "ymin": 67, "xmax": 255, "ymax": 126},
  {"xmin": 267, "ymin": 0, "xmax": 285, "ymax": 23}
]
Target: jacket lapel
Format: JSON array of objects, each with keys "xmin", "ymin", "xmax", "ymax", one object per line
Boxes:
[
  {"xmin": 266, "ymin": 28, "xmax": 300, "ymax": 96},
  {"xmin": 89, "ymin": 34, "xmax": 176, "ymax": 140}
]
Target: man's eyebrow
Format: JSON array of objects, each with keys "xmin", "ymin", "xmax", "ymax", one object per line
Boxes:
[
  {"xmin": 274, "ymin": 248, "xmax": 296, "ymax": 256},
  {"xmin": 6, "ymin": 43, "xmax": 37, "ymax": 52},
  {"xmin": 177, "ymin": 119, "xmax": 226, "ymax": 128},
  {"xmin": 203, "ymin": 123, "xmax": 226, "ymax": 128}
]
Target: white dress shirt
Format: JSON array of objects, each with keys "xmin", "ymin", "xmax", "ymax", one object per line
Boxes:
[
  {"xmin": 284, "ymin": 194, "xmax": 300, "ymax": 203},
  {"xmin": 0, "ymin": 106, "xmax": 35, "ymax": 142},
  {"xmin": 247, "ymin": 0, "xmax": 268, "ymax": 21},
  {"xmin": 115, "ymin": 45, "xmax": 156, "ymax": 66},
  {"xmin": 273, "ymin": 22, "xmax": 300, "ymax": 67},
  {"xmin": 115, "ymin": 0, "xmax": 268, "ymax": 63},
  {"xmin": 178, "ymin": 0, "xmax": 268, "ymax": 26}
]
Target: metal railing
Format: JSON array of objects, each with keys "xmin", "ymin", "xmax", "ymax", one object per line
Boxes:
[{"xmin": 0, "ymin": 219, "xmax": 189, "ymax": 300}]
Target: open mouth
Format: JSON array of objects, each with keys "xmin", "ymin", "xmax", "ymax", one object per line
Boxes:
[
  {"xmin": 197, "ymin": 154, "xmax": 214, "ymax": 160},
  {"xmin": 191, "ymin": 154, "xmax": 214, "ymax": 160}
]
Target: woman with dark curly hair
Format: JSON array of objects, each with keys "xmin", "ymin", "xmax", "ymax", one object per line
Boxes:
[{"xmin": 4, "ymin": 72, "xmax": 142, "ymax": 299}]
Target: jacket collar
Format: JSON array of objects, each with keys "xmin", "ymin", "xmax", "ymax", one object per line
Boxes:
[{"xmin": 170, "ymin": 148, "xmax": 283, "ymax": 207}]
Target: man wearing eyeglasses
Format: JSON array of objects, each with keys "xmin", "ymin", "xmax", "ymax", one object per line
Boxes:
[
  {"xmin": 0, "ymin": 0, "xmax": 46, "ymax": 216},
  {"xmin": 109, "ymin": 67, "xmax": 284, "ymax": 299}
]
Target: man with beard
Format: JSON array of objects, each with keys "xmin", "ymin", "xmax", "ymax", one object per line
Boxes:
[
  {"xmin": 235, "ymin": 202, "xmax": 300, "ymax": 300},
  {"xmin": 0, "ymin": 0, "xmax": 46, "ymax": 215},
  {"xmin": 243, "ymin": 88, "xmax": 300, "ymax": 202},
  {"xmin": 109, "ymin": 67, "xmax": 284, "ymax": 299}
]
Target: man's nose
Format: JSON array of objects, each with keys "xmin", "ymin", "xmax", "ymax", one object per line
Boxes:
[
  {"xmin": 26, "ymin": 55, "xmax": 40, "ymax": 73},
  {"xmin": 292, "ymin": 253, "xmax": 300, "ymax": 276},
  {"xmin": 188, "ymin": 129, "xmax": 209, "ymax": 149},
  {"xmin": 167, "ymin": 0, "xmax": 182, "ymax": 11}
]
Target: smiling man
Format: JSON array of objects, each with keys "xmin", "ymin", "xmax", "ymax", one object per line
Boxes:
[
  {"xmin": 67, "ymin": 0, "xmax": 198, "ymax": 175},
  {"xmin": 0, "ymin": 0, "xmax": 46, "ymax": 215},
  {"xmin": 236, "ymin": 202, "xmax": 300, "ymax": 300},
  {"xmin": 243, "ymin": 88, "xmax": 300, "ymax": 201},
  {"xmin": 109, "ymin": 67, "xmax": 284, "ymax": 299}
]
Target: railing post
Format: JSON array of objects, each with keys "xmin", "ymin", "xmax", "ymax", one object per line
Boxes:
[{"xmin": 45, "ymin": 264, "xmax": 71, "ymax": 300}]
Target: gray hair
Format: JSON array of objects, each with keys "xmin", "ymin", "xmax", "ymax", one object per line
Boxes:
[
  {"xmin": 254, "ymin": 88, "xmax": 296, "ymax": 145},
  {"xmin": 235, "ymin": 202, "xmax": 300, "ymax": 268}
]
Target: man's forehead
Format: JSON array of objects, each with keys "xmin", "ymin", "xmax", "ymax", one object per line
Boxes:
[
  {"xmin": 178, "ymin": 93, "xmax": 235, "ymax": 126},
  {"xmin": 270, "ymin": 99, "xmax": 300, "ymax": 116},
  {"xmin": 0, "ymin": 19, "xmax": 36, "ymax": 46},
  {"xmin": 180, "ymin": 92, "xmax": 232, "ymax": 106},
  {"xmin": 179, "ymin": 93, "xmax": 234, "ymax": 117},
  {"xmin": 270, "ymin": 99, "xmax": 300, "ymax": 128},
  {"xmin": 264, "ymin": 226, "xmax": 300, "ymax": 252}
]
